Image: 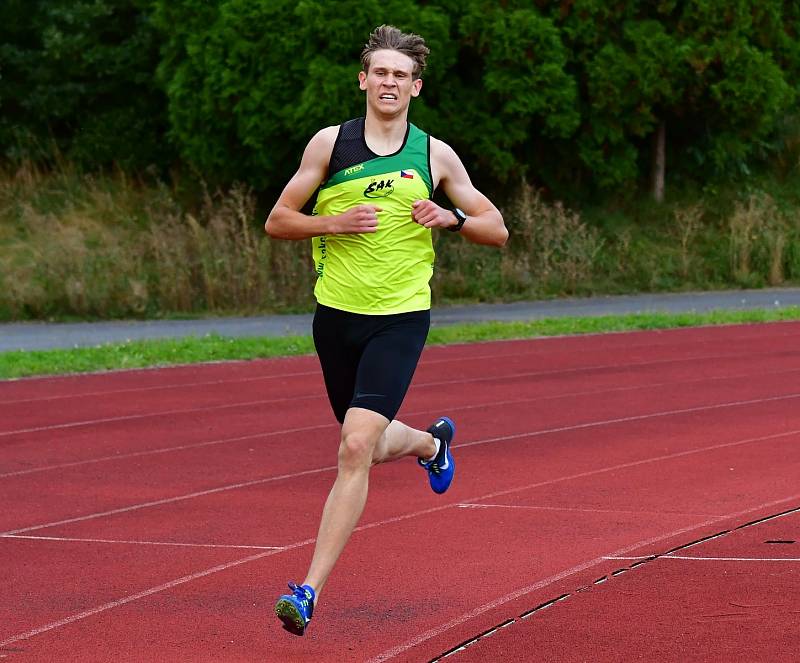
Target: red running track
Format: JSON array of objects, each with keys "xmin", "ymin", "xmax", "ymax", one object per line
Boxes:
[{"xmin": 2, "ymin": 322, "xmax": 800, "ymax": 662}]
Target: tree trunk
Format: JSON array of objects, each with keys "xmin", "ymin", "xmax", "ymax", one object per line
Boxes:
[{"xmin": 651, "ymin": 121, "xmax": 666, "ymax": 203}]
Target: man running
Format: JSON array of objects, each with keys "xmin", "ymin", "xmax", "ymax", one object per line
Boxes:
[{"xmin": 265, "ymin": 24, "xmax": 507, "ymax": 636}]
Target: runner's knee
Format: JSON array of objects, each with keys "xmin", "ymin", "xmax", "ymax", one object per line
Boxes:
[{"xmin": 338, "ymin": 429, "xmax": 376, "ymax": 470}]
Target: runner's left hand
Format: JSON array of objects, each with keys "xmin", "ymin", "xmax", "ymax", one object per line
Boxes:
[{"xmin": 411, "ymin": 200, "xmax": 458, "ymax": 229}]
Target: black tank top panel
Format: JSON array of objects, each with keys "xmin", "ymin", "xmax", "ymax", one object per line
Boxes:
[{"xmin": 327, "ymin": 118, "xmax": 374, "ymax": 178}]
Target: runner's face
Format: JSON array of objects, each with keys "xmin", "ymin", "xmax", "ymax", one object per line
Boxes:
[{"xmin": 359, "ymin": 49, "xmax": 421, "ymax": 118}]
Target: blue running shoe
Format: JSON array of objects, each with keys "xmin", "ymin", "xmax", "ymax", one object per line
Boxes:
[
  {"xmin": 418, "ymin": 417, "xmax": 456, "ymax": 494},
  {"xmin": 274, "ymin": 582, "xmax": 315, "ymax": 636}
]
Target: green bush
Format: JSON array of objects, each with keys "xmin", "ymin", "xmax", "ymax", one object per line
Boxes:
[
  {"xmin": 3, "ymin": 1, "xmax": 799, "ymax": 198},
  {"xmin": 0, "ymin": 0, "xmax": 170, "ymax": 170}
]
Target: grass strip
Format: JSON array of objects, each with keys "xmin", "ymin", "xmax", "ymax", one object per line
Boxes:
[{"xmin": 2, "ymin": 306, "xmax": 800, "ymax": 380}]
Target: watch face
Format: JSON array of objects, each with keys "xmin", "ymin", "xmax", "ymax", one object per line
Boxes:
[{"xmin": 448, "ymin": 207, "xmax": 467, "ymax": 232}]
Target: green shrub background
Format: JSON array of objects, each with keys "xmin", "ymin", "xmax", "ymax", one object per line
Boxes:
[{"xmin": 2, "ymin": 1, "xmax": 800, "ymax": 320}]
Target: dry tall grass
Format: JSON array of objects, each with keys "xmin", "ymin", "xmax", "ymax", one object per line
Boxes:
[
  {"xmin": 2, "ymin": 166, "xmax": 609, "ymax": 319},
  {"xmin": 728, "ymin": 192, "xmax": 789, "ymax": 286},
  {"xmin": 501, "ymin": 180, "xmax": 603, "ymax": 293},
  {"xmin": 0, "ymin": 164, "xmax": 314, "ymax": 319},
  {"xmin": 674, "ymin": 202, "xmax": 704, "ymax": 278},
  {"xmin": 4, "ymin": 164, "xmax": 800, "ymax": 321}
]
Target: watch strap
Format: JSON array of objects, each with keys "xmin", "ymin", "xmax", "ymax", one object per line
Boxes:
[{"xmin": 448, "ymin": 208, "xmax": 467, "ymax": 232}]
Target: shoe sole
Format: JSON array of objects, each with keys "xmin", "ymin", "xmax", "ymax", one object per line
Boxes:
[{"xmin": 275, "ymin": 599, "xmax": 306, "ymax": 636}]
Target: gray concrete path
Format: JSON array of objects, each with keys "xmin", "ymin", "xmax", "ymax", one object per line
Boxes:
[{"xmin": 2, "ymin": 287, "xmax": 799, "ymax": 352}]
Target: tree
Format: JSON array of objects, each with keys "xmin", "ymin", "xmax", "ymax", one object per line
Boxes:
[
  {"xmin": 451, "ymin": 2, "xmax": 580, "ymax": 186},
  {"xmin": 0, "ymin": 0, "xmax": 169, "ymax": 169},
  {"xmin": 5, "ymin": 0, "xmax": 797, "ymax": 199},
  {"xmin": 152, "ymin": 0, "xmax": 453, "ymax": 190},
  {"xmin": 555, "ymin": 0, "xmax": 798, "ymax": 198}
]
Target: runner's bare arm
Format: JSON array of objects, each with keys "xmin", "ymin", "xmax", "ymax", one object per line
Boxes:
[
  {"xmin": 265, "ymin": 126, "xmax": 380, "ymax": 240},
  {"xmin": 411, "ymin": 138, "xmax": 508, "ymax": 247}
]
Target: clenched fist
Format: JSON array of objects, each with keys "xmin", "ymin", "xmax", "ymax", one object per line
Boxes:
[
  {"xmin": 411, "ymin": 200, "xmax": 457, "ymax": 229},
  {"xmin": 332, "ymin": 205, "xmax": 382, "ymax": 234}
]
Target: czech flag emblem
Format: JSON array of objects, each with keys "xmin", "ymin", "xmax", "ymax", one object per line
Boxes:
[{"xmin": 400, "ymin": 170, "xmax": 414, "ymax": 179}]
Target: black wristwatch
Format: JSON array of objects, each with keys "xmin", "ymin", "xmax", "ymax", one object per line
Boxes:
[{"xmin": 448, "ymin": 207, "xmax": 467, "ymax": 232}]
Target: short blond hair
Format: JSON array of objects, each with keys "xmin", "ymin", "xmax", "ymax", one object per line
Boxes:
[{"xmin": 360, "ymin": 25, "xmax": 429, "ymax": 79}]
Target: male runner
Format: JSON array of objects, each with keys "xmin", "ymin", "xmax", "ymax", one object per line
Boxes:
[{"xmin": 265, "ymin": 25, "xmax": 507, "ymax": 636}]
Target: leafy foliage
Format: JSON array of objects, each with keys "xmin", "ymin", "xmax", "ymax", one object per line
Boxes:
[
  {"xmin": 1, "ymin": 0, "xmax": 799, "ymax": 196},
  {"xmin": 0, "ymin": 0, "xmax": 169, "ymax": 169},
  {"xmin": 151, "ymin": 0, "xmax": 455, "ymax": 188},
  {"xmin": 556, "ymin": 0, "xmax": 798, "ymax": 190}
]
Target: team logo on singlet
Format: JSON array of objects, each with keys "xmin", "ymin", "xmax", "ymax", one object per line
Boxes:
[{"xmin": 364, "ymin": 179, "xmax": 394, "ymax": 198}]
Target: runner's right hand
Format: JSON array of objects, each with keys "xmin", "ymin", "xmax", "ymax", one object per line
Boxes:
[{"xmin": 331, "ymin": 205, "xmax": 381, "ymax": 234}]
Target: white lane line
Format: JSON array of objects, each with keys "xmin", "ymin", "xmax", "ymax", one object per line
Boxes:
[
  {"xmin": 0, "ymin": 498, "xmax": 457, "ymax": 649},
  {"xmin": 0, "ymin": 347, "xmax": 614, "ymax": 405},
  {"xmin": 4, "ymin": 364, "xmax": 800, "ymax": 475},
  {"xmin": 0, "ymin": 423, "xmax": 335, "ymax": 479},
  {"xmin": 0, "ymin": 352, "xmax": 523, "ymax": 405},
  {"xmin": 0, "ymin": 369, "xmax": 321, "ymax": 405},
  {"xmin": 0, "ymin": 393, "xmax": 319, "ymax": 438},
  {"xmin": 417, "ymin": 351, "xmax": 800, "ymax": 389},
  {"xmin": 454, "ymin": 430, "xmax": 800, "ymax": 510},
  {"xmin": 0, "ymin": 534, "xmax": 282, "ymax": 550},
  {"xmin": 0, "ymin": 547, "xmax": 291, "ymax": 649},
  {"xmin": 457, "ymin": 504, "xmax": 714, "ymax": 517},
  {"xmin": 4, "ymin": 349, "xmax": 799, "ymax": 436},
  {"xmin": 3, "ymin": 328, "xmax": 783, "ymax": 404},
  {"xmin": 4, "ymin": 480, "xmax": 799, "ymax": 652},
  {"xmin": 459, "ymin": 392, "xmax": 800, "ymax": 452},
  {"xmin": 367, "ymin": 492, "xmax": 800, "ymax": 663},
  {"xmin": 4, "ymin": 420, "xmax": 799, "ymax": 543},
  {"xmin": 0, "ymin": 370, "xmax": 752, "ymax": 477},
  {"xmin": 605, "ymin": 555, "xmax": 800, "ymax": 562},
  {"xmin": 462, "ymin": 429, "xmax": 800, "ymax": 508},
  {"xmin": 0, "ymin": 464, "xmax": 335, "ymax": 536},
  {"xmin": 0, "ymin": 376, "xmax": 747, "ymax": 478}
]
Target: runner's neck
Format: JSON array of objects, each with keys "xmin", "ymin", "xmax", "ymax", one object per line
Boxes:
[{"xmin": 364, "ymin": 114, "xmax": 408, "ymax": 156}]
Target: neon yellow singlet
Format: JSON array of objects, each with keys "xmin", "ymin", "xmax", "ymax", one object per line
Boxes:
[{"xmin": 311, "ymin": 121, "xmax": 434, "ymax": 314}]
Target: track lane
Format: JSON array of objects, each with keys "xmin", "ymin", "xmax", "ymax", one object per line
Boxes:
[
  {"xmin": 3, "ymin": 321, "xmax": 799, "ymax": 422},
  {"xmin": 2, "ymin": 346, "xmax": 794, "ymax": 433},
  {"xmin": 4, "ymin": 477, "xmax": 799, "ymax": 661},
  {"xmin": 3, "ymin": 322, "xmax": 800, "ymax": 660},
  {"xmin": 3, "ymin": 339, "xmax": 799, "ymax": 470},
  {"xmin": 447, "ymin": 512, "xmax": 800, "ymax": 662},
  {"xmin": 3, "ymin": 376, "xmax": 800, "ymax": 532}
]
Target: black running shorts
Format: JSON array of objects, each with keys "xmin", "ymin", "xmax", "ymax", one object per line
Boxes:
[{"xmin": 312, "ymin": 303, "xmax": 431, "ymax": 424}]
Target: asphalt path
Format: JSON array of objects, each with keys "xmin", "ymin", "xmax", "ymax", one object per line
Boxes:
[{"xmin": 1, "ymin": 287, "xmax": 799, "ymax": 352}]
